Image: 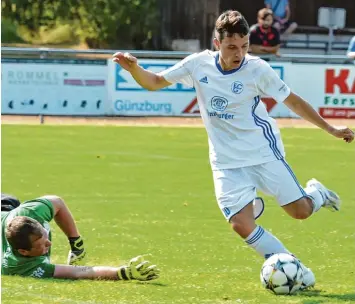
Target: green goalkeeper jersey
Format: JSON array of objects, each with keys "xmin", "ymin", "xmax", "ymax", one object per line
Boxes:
[{"xmin": 1, "ymin": 198, "xmax": 55, "ymax": 278}]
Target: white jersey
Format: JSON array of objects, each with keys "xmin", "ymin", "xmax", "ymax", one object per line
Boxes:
[{"xmin": 159, "ymin": 50, "xmax": 291, "ymax": 170}]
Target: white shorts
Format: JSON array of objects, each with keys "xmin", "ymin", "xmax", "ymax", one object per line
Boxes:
[{"xmin": 213, "ymin": 159, "xmax": 306, "ymax": 221}]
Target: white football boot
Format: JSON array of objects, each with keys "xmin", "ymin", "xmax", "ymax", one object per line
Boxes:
[
  {"xmin": 299, "ymin": 263, "xmax": 316, "ymax": 290},
  {"xmin": 306, "ymin": 178, "xmax": 341, "ymax": 211}
]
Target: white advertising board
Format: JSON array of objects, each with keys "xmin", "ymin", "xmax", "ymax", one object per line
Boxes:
[
  {"xmin": 107, "ymin": 60, "xmax": 196, "ymax": 116},
  {"xmin": 107, "ymin": 59, "xmax": 294, "ymax": 117},
  {"xmin": 1, "ymin": 59, "xmax": 108, "ymax": 115},
  {"xmin": 290, "ymin": 64, "xmax": 355, "ymax": 118},
  {"xmin": 2, "ymin": 57, "xmax": 354, "ymax": 119}
]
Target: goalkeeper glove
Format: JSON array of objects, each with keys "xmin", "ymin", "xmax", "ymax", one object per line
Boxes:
[
  {"xmin": 117, "ymin": 255, "xmax": 160, "ymax": 281},
  {"xmin": 67, "ymin": 236, "xmax": 86, "ymax": 265}
]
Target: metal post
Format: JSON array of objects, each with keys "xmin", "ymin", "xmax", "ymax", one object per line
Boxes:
[
  {"xmin": 327, "ymin": 27, "xmax": 334, "ymax": 54},
  {"xmin": 327, "ymin": 8, "xmax": 335, "ymax": 54}
]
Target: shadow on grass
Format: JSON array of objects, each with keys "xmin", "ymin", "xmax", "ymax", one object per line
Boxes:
[
  {"xmin": 298, "ymin": 289, "xmax": 355, "ymax": 303},
  {"xmin": 136, "ymin": 281, "xmax": 168, "ymax": 287}
]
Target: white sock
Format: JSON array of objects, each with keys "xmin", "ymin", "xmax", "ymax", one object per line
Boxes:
[
  {"xmin": 304, "ymin": 185, "xmax": 324, "ymax": 213},
  {"xmin": 245, "ymin": 226, "xmax": 291, "ymax": 259}
]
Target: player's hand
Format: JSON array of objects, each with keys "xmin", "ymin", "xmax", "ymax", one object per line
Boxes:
[
  {"xmin": 117, "ymin": 255, "xmax": 160, "ymax": 281},
  {"xmin": 329, "ymin": 127, "xmax": 354, "ymax": 143},
  {"xmin": 112, "ymin": 52, "xmax": 138, "ymax": 72},
  {"xmin": 67, "ymin": 249, "xmax": 86, "ymax": 265}
]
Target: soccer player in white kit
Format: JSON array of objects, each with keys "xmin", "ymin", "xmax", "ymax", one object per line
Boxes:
[{"xmin": 113, "ymin": 10, "xmax": 354, "ymax": 289}]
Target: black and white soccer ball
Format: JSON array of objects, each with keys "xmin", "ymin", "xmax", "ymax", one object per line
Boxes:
[{"xmin": 260, "ymin": 253, "xmax": 304, "ymax": 295}]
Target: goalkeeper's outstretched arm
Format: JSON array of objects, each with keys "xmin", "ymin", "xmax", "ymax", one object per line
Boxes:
[
  {"xmin": 54, "ymin": 265, "xmax": 122, "ymax": 280},
  {"xmin": 53, "ymin": 256, "xmax": 160, "ymax": 281}
]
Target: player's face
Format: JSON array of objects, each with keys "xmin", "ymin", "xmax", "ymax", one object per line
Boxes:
[
  {"xmin": 214, "ymin": 34, "xmax": 249, "ymax": 70},
  {"xmin": 19, "ymin": 228, "xmax": 52, "ymax": 257},
  {"xmin": 260, "ymin": 15, "xmax": 273, "ymax": 29}
]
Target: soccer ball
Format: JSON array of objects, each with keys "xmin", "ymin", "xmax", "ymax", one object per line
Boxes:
[{"xmin": 260, "ymin": 253, "xmax": 303, "ymax": 295}]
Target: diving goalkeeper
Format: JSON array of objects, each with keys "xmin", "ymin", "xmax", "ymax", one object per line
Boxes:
[{"xmin": 1, "ymin": 194, "xmax": 159, "ymax": 281}]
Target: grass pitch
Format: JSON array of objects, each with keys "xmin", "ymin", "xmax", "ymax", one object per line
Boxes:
[{"xmin": 2, "ymin": 125, "xmax": 355, "ymax": 304}]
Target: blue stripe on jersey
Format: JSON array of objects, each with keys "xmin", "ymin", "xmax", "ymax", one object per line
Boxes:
[
  {"xmin": 253, "ymin": 96, "xmax": 283, "ymax": 159},
  {"xmin": 280, "ymin": 159, "xmax": 307, "ymax": 196},
  {"xmin": 215, "ymin": 53, "xmax": 246, "ymax": 75},
  {"xmin": 246, "ymin": 226, "xmax": 265, "ymax": 245},
  {"xmin": 252, "ymin": 96, "xmax": 283, "ymax": 159}
]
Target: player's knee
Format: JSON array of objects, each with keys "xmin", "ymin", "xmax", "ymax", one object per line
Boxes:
[
  {"xmin": 291, "ymin": 208, "xmax": 312, "ymax": 220},
  {"xmin": 231, "ymin": 221, "xmax": 248, "ymax": 237},
  {"xmin": 274, "ymin": 22, "xmax": 281, "ymax": 30},
  {"xmin": 230, "ymin": 215, "xmax": 255, "ymax": 238},
  {"xmin": 289, "ymin": 22, "xmax": 298, "ymax": 32},
  {"xmin": 283, "ymin": 198, "xmax": 313, "ymax": 220}
]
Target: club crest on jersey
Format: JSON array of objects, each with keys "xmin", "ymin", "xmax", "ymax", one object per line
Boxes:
[
  {"xmin": 211, "ymin": 96, "xmax": 228, "ymax": 111},
  {"xmin": 231, "ymin": 81, "xmax": 243, "ymax": 94}
]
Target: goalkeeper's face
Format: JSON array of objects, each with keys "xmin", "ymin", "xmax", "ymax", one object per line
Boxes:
[{"xmin": 19, "ymin": 228, "xmax": 52, "ymax": 257}]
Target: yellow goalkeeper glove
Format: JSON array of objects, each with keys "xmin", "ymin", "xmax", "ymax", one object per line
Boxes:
[
  {"xmin": 117, "ymin": 255, "xmax": 160, "ymax": 281},
  {"xmin": 67, "ymin": 236, "xmax": 86, "ymax": 265}
]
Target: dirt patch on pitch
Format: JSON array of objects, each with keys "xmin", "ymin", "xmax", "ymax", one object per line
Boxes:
[{"xmin": 1, "ymin": 115, "xmax": 355, "ymax": 128}]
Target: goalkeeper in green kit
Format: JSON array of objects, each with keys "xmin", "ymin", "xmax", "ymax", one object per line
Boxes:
[{"xmin": 1, "ymin": 194, "xmax": 160, "ymax": 281}]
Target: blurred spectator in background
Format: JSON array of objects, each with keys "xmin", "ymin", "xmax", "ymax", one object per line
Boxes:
[
  {"xmin": 347, "ymin": 36, "xmax": 355, "ymax": 59},
  {"xmin": 265, "ymin": 0, "xmax": 297, "ymax": 37},
  {"xmin": 249, "ymin": 8, "xmax": 280, "ymax": 56}
]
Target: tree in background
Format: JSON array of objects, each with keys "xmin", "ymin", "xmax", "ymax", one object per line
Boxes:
[{"xmin": 1, "ymin": 0, "xmax": 159, "ymax": 49}]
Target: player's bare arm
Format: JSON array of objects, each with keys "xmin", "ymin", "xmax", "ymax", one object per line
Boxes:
[
  {"xmin": 54, "ymin": 265, "xmax": 121, "ymax": 280},
  {"xmin": 40, "ymin": 195, "xmax": 80, "ymax": 238},
  {"xmin": 38, "ymin": 195, "xmax": 86, "ymax": 265},
  {"xmin": 261, "ymin": 45, "xmax": 280, "ymax": 54},
  {"xmin": 250, "ymin": 45, "xmax": 280, "ymax": 54},
  {"xmin": 112, "ymin": 52, "xmax": 171, "ymax": 91},
  {"xmin": 53, "ymin": 256, "xmax": 159, "ymax": 281},
  {"xmin": 284, "ymin": 92, "xmax": 354, "ymax": 143}
]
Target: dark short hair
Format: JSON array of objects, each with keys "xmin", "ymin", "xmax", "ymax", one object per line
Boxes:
[
  {"xmin": 258, "ymin": 8, "xmax": 273, "ymax": 20},
  {"xmin": 215, "ymin": 10, "xmax": 249, "ymax": 41},
  {"xmin": 5, "ymin": 216, "xmax": 43, "ymax": 250}
]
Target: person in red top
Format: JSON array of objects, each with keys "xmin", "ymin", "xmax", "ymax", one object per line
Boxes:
[{"xmin": 249, "ymin": 8, "xmax": 280, "ymax": 56}]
